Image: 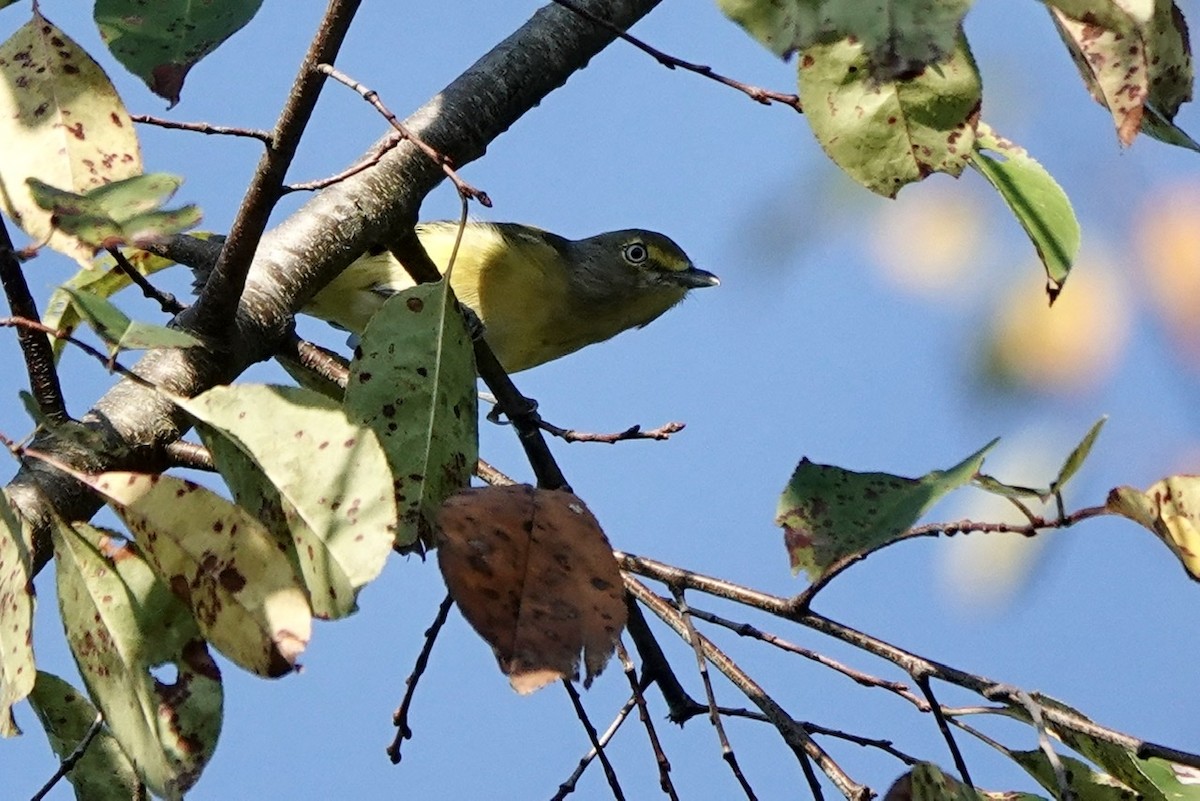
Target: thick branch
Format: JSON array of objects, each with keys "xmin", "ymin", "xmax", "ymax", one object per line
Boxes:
[{"xmin": 8, "ymin": 0, "xmax": 662, "ymax": 573}]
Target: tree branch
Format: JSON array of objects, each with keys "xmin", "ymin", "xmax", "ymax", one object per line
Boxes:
[{"xmin": 8, "ymin": 0, "xmax": 664, "ymax": 575}]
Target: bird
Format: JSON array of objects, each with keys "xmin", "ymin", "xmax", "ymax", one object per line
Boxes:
[{"xmin": 303, "ymin": 221, "xmax": 719, "ymax": 373}]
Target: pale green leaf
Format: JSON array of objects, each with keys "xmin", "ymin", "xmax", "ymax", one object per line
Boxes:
[
  {"xmin": 61, "ymin": 287, "xmax": 200, "ymax": 353},
  {"xmin": 87, "ymin": 472, "xmax": 312, "ymax": 677},
  {"xmin": 177, "ymin": 384, "xmax": 396, "ymax": 620},
  {"xmin": 0, "ymin": 490, "xmax": 34, "ymax": 737},
  {"xmin": 1052, "ymin": 416, "xmax": 1107, "ymax": 493},
  {"xmin": 970, "ymin": 124, "xmax": 1080, "ymax": 297},
  {"xmin": 0, "ymin": 10, "xmax": 141, "ymax": 267},
  {"xmin": 798, "ymin": 33, "xmax": 981, "ymax": 198},
  {"xmin": 51, "ymin": 520, "xmax": 222, "ymax": 799}
]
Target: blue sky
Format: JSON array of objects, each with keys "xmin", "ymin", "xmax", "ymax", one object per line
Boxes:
[{"xmin": 4, "ymin": 1, "xmax": 1200, "ymax": 798}]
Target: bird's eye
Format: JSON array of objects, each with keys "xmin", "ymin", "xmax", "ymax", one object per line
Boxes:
[{"xmin": 622, "ymin": 242, "xmax": 648, "ymax": 265}]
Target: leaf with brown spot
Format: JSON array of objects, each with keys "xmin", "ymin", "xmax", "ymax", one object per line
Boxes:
[
  {"xmin": 51, "ymin": 520, "xmax": 221, "ymax": 799},
  {"xmin": 173, "ymin": 385, "xmax": 396, "ymax": 620},
  {"xmin": 28, "ymin": 671, "xmax": 146, "ymax": 801},
  {"xmin": 436, "ymin": 485, "xmax": 626, "ymax": 694},
  {"xmin": 1108, "ymin": 475, "xmax": 1200, "ymax": 581},
  {"xmin": 1049, "ymin": 1, "xmax": 1195, "ymax": 149},
  {"xmin": 0, "ymin": 9, "xmax": 142, "ymax": 267},
  {"xmin": 0, "ymin": 489, "xmax": 34, "ymax": 737},
  {"xmin": 346, "ymin": 279, "xmax": 477, "ymax": 550},
  {"xmin": 94, "ymin": 0, "xmax": 264, "ymax": 105},
  {"xmin": 778, "ymin": 440, "xmax": 996, "ymax": 580},
  {"xmin": 85, "ymin": 471, "xmax": 312, "ymax": 677}
]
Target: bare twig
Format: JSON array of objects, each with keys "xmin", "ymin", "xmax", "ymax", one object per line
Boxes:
[
  {"xmin": 29, "ymin": 712, "xmax": 105, "ymax": 801},
  {"xmin": 551, "ymin": 0, "xmax": 802, "ymax": 112},
  {"xmin": 561, "ymin": 680, "xmax": 626, "ymax": 801},
  {"xmin": 791, "ymin": 508, "xmax": 1111, "ymax": 612},
  {"xmin": 543, "ymin": 419, "xmax": 685, "ymax": 444},
  {"xmin": 475, "ymin": 458, "xmax": 518, "ymax": 487},
  {"xmin": 1, "ymin": 222, "xmax": 68, "ymax": 424},
  {"xmin": 551, "ymin": 687, "xmax": 642, "ymax": 801},
  {"xmin": 617, "ymin": 641, "xmax": 678, "ymax": 799},
  {"xmin": 805, "ymin": 722, "xmax": 920, "ymax": 765},
  {"xmin": 191, "ymin": 0, "xmax": 362, "ymax": 335},
  {"xmin": 106, "ymin": 247, "xmax": 185, "ymax": 315},
  {"xmin": 283, "ymin": 135, "xmax": 401, "ymax": 192},
  {"xmin": 388, "ymin": 594, "xmax": 454, "ymax": 764},
  {"xmin": 685, "ymin": 605, "xmax": 924, "ymax": 708},
  {"xmin": 627, "ymin": 577, "xmax": 866, "ymax": 801},
  {"xmin": 914, "ymin": 675, "xmax": 974, "ymax": 790},
  {"xmin": 130, "ymin": 114, "xmax": 273, "ymax": 143},
  {"xmin": 316, "ymin": 64, "xmax": 491, "ymax": 206},
  {"xmin": 671, "ymin": 587, "xmax": 758, "ymax": 800}
]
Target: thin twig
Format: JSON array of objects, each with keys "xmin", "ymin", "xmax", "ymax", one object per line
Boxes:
[
  {"xmin": 551, "ymin": 0, "xmax": 802, "ymax": 112},
  {"xmin": 791, "ymin": 507, "xmax": 1111, "ymax": 612},
  {"xmin": 1, "ymin": 223, "xmax": 68, "ymax": 424},
  {"xmin": 627, "ymin": 577, "xmax": 865, "ymax": 801},
  {"xmin": 685, "ymin": 605, "xmax": 924, "ymax": 707},
  {"xmin": 544, "ymin": 420, "xmax": 685, "ymax": 444},
  {"xmin": 106, "ymin": 247, "xmax": 185, "ymax": 315},
  {"xmin": 623, "ymin": 594, "xmax": 701, "ymax": 723},
  {"xmin": 561, "ymin": 680, "xmax": 625, "ymax": 801},
  {"xmin": 1008, "ymin": 687, "xmax": 1074, "ymax": 801},
  {"xmin": 551, "ymin": 680, "xmax": 644, "ymax": 800},
  {"xmin": 191, "ymin": 0, "xmax": 362, "ymax": 335},
  {"xmin": 316, "ymin": 64, "xmax": 491, "ymax": 206},
  {"xmin": 914, "ymin": 675, "xmax": 974, "ymax": 790},
  {"xmin": 29, "ymin": 712, "xmax": 105, "ymax": 801},
  {"xmin": 130, "ymin": 114, "xmax": 273, "ymax": 143},
  {"xmin": 387, "ymin": 594, "xmax": 454, "ymax": 764},
  {"xmin": 475, "ymin": 458, "xmax": 518, "ymax": 487},
  {"xmin": 616, "ymin": 640, "xmax": 678, "ymax": 799},
  {"xmin": 805, "ymin": 722, "xmax": 920, "ymax": 765},
  {"xmin": 671, "ymin": 587, "xmax": 758, "ymax": 800},
  {"xmin": 284, "ymin": 135, "xmax": 402, "ymax": 193}
]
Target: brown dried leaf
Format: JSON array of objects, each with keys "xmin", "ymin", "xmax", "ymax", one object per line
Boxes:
[{"xmin": 436, "ymin": 485, "xmax": 626, "ymax": 694}]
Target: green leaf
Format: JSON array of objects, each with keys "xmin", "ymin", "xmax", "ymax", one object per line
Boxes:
[
  {"xmin": 60, "ymin": 287, "xmax": 200, "ymax": 353},
  {"xmin": 1015, "ymin": 693, "xmax": 1198, "ymax": 801},
  {"xmin": 95, "ymin": 0, "xmax": 265, "ymax": 105},
  {"xmin": 777, "ymin": 439, "xmax": 997, "ymax": 578},
  {"xmin": 26, "ymin": 174, "xmax": 201, "ymax": 253},
  {"xmin": 1051, "ymin": 416, "xmax": 1107, "ymax": 493},
  {"xmin": 969, "ymin": 124, "xmax": 1080, "ymax": 299},
  {"xmin": 972, "ymin": 473, "xmax": 1048, "ymax": 501},
  {"xmin": 717, "ymin": 0, "xmax": 973, "ymax": 81},
  {"xmin": 43, "ymin": 238, "xmax": 212, "ymax": 360},
  {"xmin": 28, "ymin": 671, "xmax": 145, "ymax": 801},
  {"xmin": 798, "ymin": 32, "xmax": 981, "ymax": 198},
  {"xmin": 345, "ymin": 279, "xmax": 478, "ymax": 550},
  {"xmin": 0, "ymin": 490, "xmax": 34, "ymax": 737},
  {"xmin": 51, "ymin": 520, "xmax": 222, "ymax": 799},
  {"xmin": 1107, "ymin": 476, "xmax": 1200, "ymax": 581},
  {"xmin": 176, "ymin": 385, "xmax": 397, "ymax": 620},
  {"xmin": 1008, "ymin": 750, "xmax": 1139, "ymax": 801},
  {"xmin": 887, "ymin": 762, "xmax": 986, "ymax": 801},
  {"xmin": 84, "ymin": 472, "xmax": 313, "ymax": 677}
]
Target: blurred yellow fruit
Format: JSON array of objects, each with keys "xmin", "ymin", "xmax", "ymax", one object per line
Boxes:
[
  {"xmin": 1135, "ymin": 183, "xmax": 1200, "ymax": 366},
  {"xmin": 870, "ymin": 183, "xmax": 982, "ymax": 296},
  {"xmin": 984, "ymin": 256, "xmax": 1129, "ymax": 394}
]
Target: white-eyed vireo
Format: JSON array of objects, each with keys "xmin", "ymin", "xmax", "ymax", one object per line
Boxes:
[{"xmin": 305, "ymin": 221, "xmax": 720, "ymax": 372}]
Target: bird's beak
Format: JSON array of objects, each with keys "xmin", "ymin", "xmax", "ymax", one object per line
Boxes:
[{"xmin": 674, "ymin": 267, "xmax": 720, "ymax": 289}]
